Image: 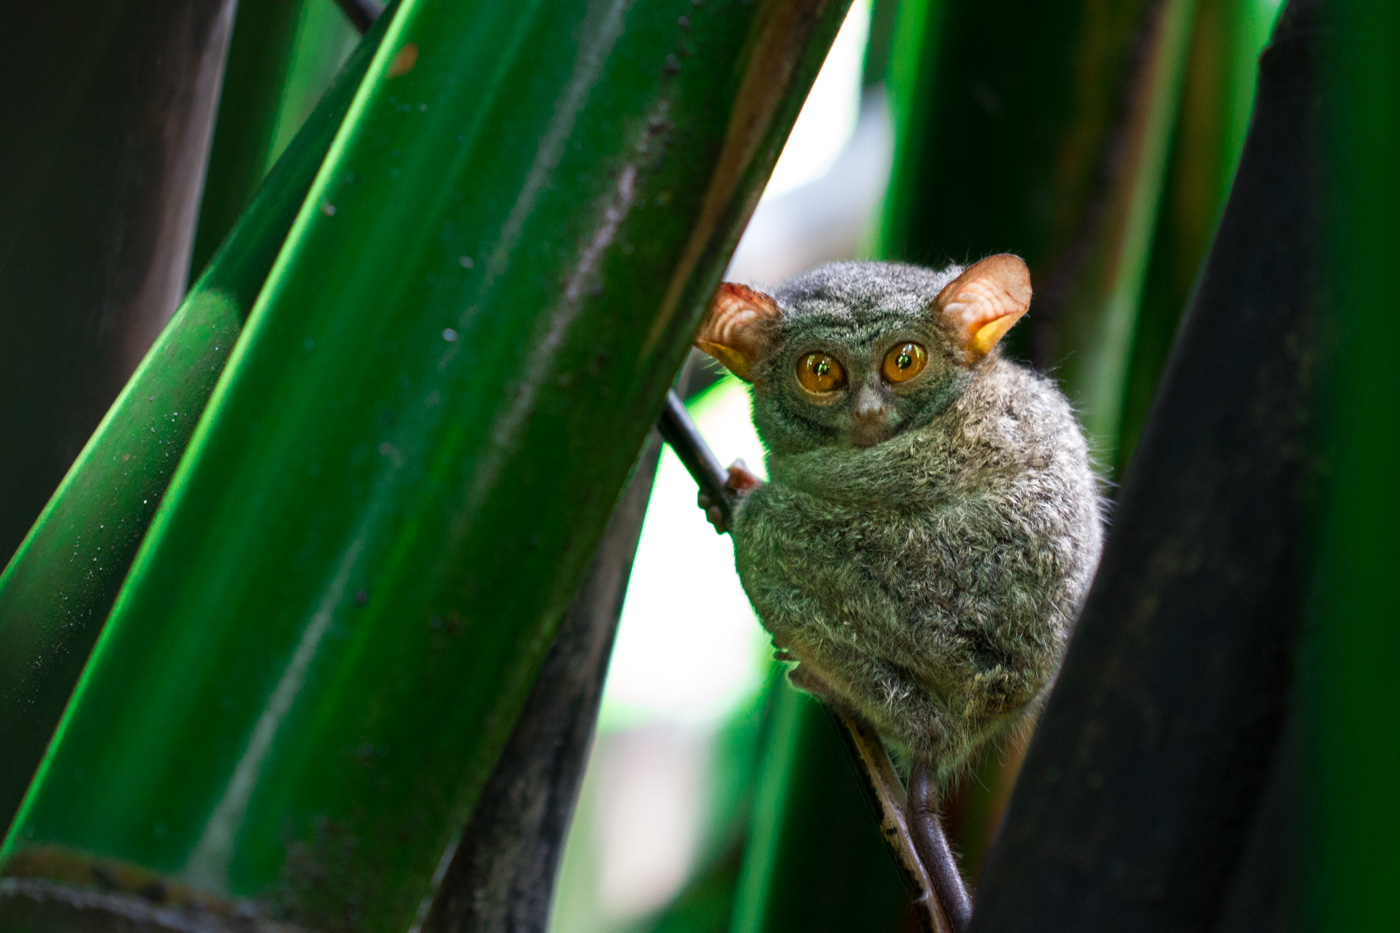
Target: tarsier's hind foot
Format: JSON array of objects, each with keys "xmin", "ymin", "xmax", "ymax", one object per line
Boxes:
[{"xmin": 965, "ymin": 666, "xmax": 1028, "ymax": 718}]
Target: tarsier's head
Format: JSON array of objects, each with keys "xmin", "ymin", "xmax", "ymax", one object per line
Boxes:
[{"xmin": 694, "ymin": 255, "xmax": 1032, "ymax": 455}]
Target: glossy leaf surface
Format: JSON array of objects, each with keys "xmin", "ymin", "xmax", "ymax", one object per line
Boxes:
[
  {"xmin": 1116, "ymin": 0, "xmax": 1278, "ymax": 474},
  {"xmin": 1, "ymin": 0, "xmax": 850, "ymax": 930},
  {"xmin": 0, "ymin": 15, "xmax": 393, "ymax": 834},
  {"xmin": 190, "ymin": 0, "xmax": 316, "ymax": 275},
  {"xmin": 881, "ymin": 0, "xmax": 1196, "ymax": 453},
  {"xmin": 1312, "ymin": 0, "xmax": 1400, "ymax": 927}
]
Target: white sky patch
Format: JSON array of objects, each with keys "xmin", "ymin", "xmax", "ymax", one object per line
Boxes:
[
  {"xmin": 763, "ymin": 0, "xmax": 871, "ymax": 198},
  {"xmin": 601, "ymin": 377, "xmax": 771, "ymax": 730}
]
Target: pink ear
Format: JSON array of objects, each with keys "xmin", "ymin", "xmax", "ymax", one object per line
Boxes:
[
  {"xmin": 694, "ymin": 283, "xmax": 781, "ymax": 382},
  {"xmin": 935, "ymin": 254, "xmax": 1032, "ymax": 361}
]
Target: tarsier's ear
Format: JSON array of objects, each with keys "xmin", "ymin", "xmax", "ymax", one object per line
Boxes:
[
  {"xmin": 694, "ymin": 283, "xmax": 781, "ymax": 382},
  {"xmin": 934, "ymin": 254, "xmax": 1032, "ymax": 361}
]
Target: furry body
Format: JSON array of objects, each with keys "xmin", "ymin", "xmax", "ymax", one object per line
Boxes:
[{"xmin": 724, "ymin": 262, "xmax": 1103, "ymax": 780}]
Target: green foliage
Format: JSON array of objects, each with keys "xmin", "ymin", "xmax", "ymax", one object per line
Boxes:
[
  {"xmin": 0, "ymin": 1, "xmax": 852, "ymax": 931},
  {"xmin": 0, "ymin": 5, "xmax": 393, "ymax": 833},
  {"xmin": 1311, "ymin": 0, "xmax": 1400, "ymax": 926},
  {"xmin": 190, "ymin": 0, "xmax": 317, "ymax": 275},
  {"xmin": 1116, "ymin": 0, "xmax": 1279, "ymax": 474}
]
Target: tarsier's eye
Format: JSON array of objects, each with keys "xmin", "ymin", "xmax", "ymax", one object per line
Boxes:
[
  {"xmin": 882, "ymin": 342, "xmax": 927, "ymax": 383},
  {"xmin": 796, "ymin": 352, "xmax": 847, "ymax": 394}
]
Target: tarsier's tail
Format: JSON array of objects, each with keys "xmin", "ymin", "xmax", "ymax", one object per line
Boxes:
[{"xmin": 827, "ymin": 706, "xmax": 972, "ymax": 933}]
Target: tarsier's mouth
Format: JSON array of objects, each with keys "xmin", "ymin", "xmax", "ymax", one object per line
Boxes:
[{"xmin": 851, "ymin": 419, "xmax": 902, "ymax": 448}]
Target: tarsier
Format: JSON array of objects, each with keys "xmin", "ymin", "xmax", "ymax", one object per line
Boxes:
[{"xmin": 692, "ymin": 255, "xmax": 1103, "ymax": 927}]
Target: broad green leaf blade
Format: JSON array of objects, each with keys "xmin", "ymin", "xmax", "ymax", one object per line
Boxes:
[
  {"xmin": 1042, "ymin": 0, "xmax": 1198, "ymax": 451},
  {"xmin": 192, "ymin": 0, "xmax": 361, "ymax": 276},
  {"xmin": 0, "ymin": 1, "xmax": 851, "ymax": 931},
  {"xmin": 1116, "ymin": 0, "xmax": 1279, "ymax": 475},
  {"xmin": 0, "ymin": 10, "xmax": 393, "ymax": 834},
  {"xmin": 878, "ymin": 0, "xmax": 1197, "ymax": 457},
  {"xmin": 1312, "ymin": 0, "xmax": 1400, "ymax": 927},
  {"xmin": 190, "ymin": 0, "xmax": 316, "ymax": 276}
]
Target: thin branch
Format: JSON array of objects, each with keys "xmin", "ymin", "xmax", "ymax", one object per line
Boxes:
[{"xmin": 656, "ymin": 390, "xmax": 738, "ymax": 529}]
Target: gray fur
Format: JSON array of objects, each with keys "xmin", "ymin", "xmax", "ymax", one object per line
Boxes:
[{"xmin": 730, "ymin": 261, "xmax": 1104, "ymax": 782}]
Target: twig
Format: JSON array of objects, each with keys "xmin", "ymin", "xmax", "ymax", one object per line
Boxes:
[
  {"xmin": 656, "ymin": 390, "xmax": 739, "ymax": 530},
  {"xmin": 332, "ymin": 0, "xmax": 385, "ymax": 36}
]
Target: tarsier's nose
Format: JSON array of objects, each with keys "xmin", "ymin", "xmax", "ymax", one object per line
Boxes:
[{"xmin": 850, "ymin": 391, "xmax": 889, "ymax": 448}]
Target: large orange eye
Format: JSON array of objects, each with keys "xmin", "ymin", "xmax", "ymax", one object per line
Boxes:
[
  {"xmin": 796, "ymin": 352, "xmax": 846, "ymax": 394},
  {"xmin": 882, "ymin": 342, "xmax": 927, "ymax": 383}
]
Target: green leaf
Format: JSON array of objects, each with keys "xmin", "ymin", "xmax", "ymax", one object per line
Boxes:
[
  {"xmin": 0, "ymin": 1, "xmax": 852, "ymax": 930},
  {"xmin": 0, "ymin": 8, "xmax": 393, "ymax": 835},
  {"xmin": 1311, "ymin": 0, "xmax": 1400, "ymax": 926},
  {"xmin": 190, "ymin": 0, "xmax": 320, "ymax": 276},
  {"xmin": 1115, "ymin": 0, "xmax": 1279, "ymax": 476},
  {"xmin": 878, "ymin": 0, "xmax": 1198, "ymax": 458}
]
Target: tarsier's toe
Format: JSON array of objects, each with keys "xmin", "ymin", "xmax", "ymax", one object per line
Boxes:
[
  {"xmin": 966, "ymin": 667, "xmax": 1026, "ymax": 718},
  {"xmin": 725, "ymin": 460, "xmax": 762, "ymax": 493}
]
